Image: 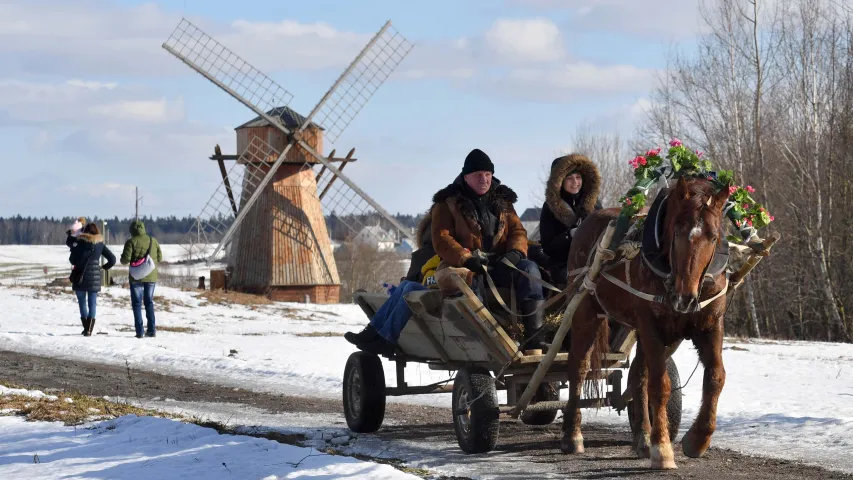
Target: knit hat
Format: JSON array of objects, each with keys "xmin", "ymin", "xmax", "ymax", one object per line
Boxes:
[{"xmin": 462, "ymin": 148, "xmax": 494, "ymax": 175}]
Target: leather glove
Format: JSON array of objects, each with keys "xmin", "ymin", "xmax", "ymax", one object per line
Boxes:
[
  {"xmin": 500, "ymin": 249, "xmax": 523, "ymax": 266},
  {"xmin": 463, "ymin": 256, "xmax": 486, "ymax": 275}
]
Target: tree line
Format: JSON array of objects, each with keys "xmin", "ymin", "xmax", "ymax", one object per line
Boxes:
[{"xmin": 0, "ymin": 213, "xmax": 426, "ymax": 246}]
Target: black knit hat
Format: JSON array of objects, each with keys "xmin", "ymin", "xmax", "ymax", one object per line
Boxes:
[{"xmin": 462, "ymin": 148, "xmax": 494, "ymax": 175}]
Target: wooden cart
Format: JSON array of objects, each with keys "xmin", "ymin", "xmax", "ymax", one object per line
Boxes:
[{"xmin": 344, "ymin": 276, "xmax": 683, "ymax": 454}]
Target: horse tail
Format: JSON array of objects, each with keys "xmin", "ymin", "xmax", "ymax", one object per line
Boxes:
[{"xmin": 583, "ymin": 314, "xmax": 610, "ymax": 408}]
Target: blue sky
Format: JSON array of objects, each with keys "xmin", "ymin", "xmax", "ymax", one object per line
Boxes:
[{"xmin": 0, "ymin": 0, "xmax": 704, "ymax": 219}]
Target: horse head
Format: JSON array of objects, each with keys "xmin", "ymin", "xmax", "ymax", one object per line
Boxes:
[{"xmin": 662, "ymin": 175, "xmax": 730, "ymax": 313}]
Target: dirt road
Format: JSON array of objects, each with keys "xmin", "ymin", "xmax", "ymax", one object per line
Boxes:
[{"xmin": 1, "ymin": 350, "xmax": 849, "ymax": 480}]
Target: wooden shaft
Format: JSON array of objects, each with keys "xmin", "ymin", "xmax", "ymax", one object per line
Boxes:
[
  {"xmin": 510, "ymin": 221, "xmax": 617, "ymax": 417},
  {"xmin": 729, "ymin": 232, "xmax": 780, "ymax": 286},
  {"xmin": 318, "ymin": 148, "xmax": 355, "ymax": 200},
  {"xmin": 315, "ymin": 149, "xmax": 334, "ymax": 182},
  {"xmin": 217, "ymin": 158, "xmax": 238, "ymax": 217}
]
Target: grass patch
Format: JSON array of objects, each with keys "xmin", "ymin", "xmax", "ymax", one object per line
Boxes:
[
  {"xmin": 156, "ymin": 325, "xmax": 198, "ymax": 334},
  {"xmin": 198, "ymin": 290, "xmax": 272, "ymax": 306},
  {"xmin": 0, "ymin": 389, "xmax": 169, "ymax": 426},
  {"xmin": 294, "ymin": 331, "xmax": 344, "ymax": 337}
]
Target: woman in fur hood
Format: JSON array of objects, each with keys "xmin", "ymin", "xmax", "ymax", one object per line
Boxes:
[
  {"xmin": 539, "ymin": 153, "xmax": 603, "ymax": 284},
  {"xmin": 68, "ymin": 222, "xmax": 116, "ymax": 336}
]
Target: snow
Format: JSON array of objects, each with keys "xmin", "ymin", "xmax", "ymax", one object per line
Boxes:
[
  {"xmin": 1, "ymin": 244, "xmax": 852, "ymax": 475},
  {"xmin": 0, "ymin": 386, "xmax": 418, "ymax": 479}
]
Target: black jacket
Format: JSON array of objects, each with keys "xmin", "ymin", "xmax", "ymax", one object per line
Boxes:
[
  {"xmin": 539, "ymin": 154, "xmax": 603, "ymax": 268},
  {"xmin": 68, "ymin": 233, "xmax": 116, "ymax": 292}
]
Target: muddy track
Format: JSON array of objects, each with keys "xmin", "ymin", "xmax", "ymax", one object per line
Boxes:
[{"xmin": 1, "ymin": 350, "xmax": 849, "ymax": 480}]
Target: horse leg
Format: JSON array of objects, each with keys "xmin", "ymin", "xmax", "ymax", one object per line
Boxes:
[
  {"xmin": 560, "ymin": 301, "xmax": 603, "ymax": 454},
  {"xmin": 640, "ymin": 331, "xmax": 677, "ymax": 469},
  {"xmin": 682, "ymin": 325, "xmax": 725, "ymax": 458},
  {"xmin": 628, "ymin": 339, "xmax": 651, "ymax": 458}
]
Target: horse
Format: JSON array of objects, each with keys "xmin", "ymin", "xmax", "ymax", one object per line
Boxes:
[{"xmin": 559, "ymin": 175, "xmax": 732, "ymax": 469}]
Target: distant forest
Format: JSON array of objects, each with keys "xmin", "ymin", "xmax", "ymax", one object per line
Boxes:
[{"xmin": 0, "ymin": 213, "xmax": 425, "ymax": 245}]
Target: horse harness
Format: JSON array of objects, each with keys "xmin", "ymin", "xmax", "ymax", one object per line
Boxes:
[{"xmin": 572, "ymin": 189, "xmax": 729, "ymax": 311}]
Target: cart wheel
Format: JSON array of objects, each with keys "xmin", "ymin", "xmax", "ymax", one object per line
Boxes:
[
  {"xmin": 343, "ymin": 352, "xmax": 386, "ymax": 433},
  {"xmin": 628, "ymin": 356, "xmax": 682, "ymax": 442},
  {"xmin": 452, "ymin": 368, "xmax": 500, "ymax": 454},
  {"xmin": 520, "ymin": 381, "xmax": 560, "ymax": 426}
]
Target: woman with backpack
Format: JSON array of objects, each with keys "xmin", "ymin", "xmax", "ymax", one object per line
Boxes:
[
  {"xmin": 120, "ymin": 219, "xmax": 163, "ymax": 338},
  {"xmin": 68, "ymin": 222, "xmax": 116, "ymax": 336}
]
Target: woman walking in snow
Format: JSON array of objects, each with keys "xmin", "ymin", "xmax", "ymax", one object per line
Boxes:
[
  {"xmin": 120, "ymin": 219, "xmax": 163, "ymax": 338},
  {"xmin": 68, "ymin": 222, "xmax": 116, "ymax": 336}
]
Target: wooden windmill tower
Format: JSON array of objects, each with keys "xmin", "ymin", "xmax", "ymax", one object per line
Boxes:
[{"xmin": 162, "ymin": 18, "xmax": 414, "ymax": 303}]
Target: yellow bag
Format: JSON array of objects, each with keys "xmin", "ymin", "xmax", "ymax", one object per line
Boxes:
[{"xmin": 420, "ymin": 255, "xmax": 441, "ymax": 289}]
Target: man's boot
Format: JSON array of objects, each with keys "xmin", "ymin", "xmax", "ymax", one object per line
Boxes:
[
  {"xmin": 80, "ymin": 317, "xmax": 90, "ymax": 336},
  {"xmin": 85, "ymin": 318, "xmax": 95, "ymax": 337},
  {"xmin": 344, "ymin": 325, "xmax": 379, "ymax": 346},
  {"xmin": 521, "ymin": 299, "xmax": 546, "ymax": 355}
]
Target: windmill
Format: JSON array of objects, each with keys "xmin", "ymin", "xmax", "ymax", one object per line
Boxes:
[{"xmin": 162, "ymin": 18, "xmax": 414, "ymax": 303}]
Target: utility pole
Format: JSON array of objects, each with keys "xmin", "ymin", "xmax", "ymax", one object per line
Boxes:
[{"xmin": 135, "ymin": 187, "xmax": 139, "ymax": 220}]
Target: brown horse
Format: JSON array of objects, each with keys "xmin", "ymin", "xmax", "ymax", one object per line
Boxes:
[{"xmin": 560, "ymin": 175, "xmax": 731, "ymax": 469}]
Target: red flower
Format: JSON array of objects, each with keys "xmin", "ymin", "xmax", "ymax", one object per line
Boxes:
[
  {"xmin": 646, "ymin": 148, "xmax": 661, "ymax": 157},
  {"xmin": 746, "ymin": 185, "xmax": 755, "ymax": 193},
  {"xmin": 670, "ymin": 138, "xmax": 682, "ymax": 147},
  {"xmin": 625, "ymin": 198, "xmax": 633, "ymax": 205},
  {"xmin": 729, "ymin": 186, "xmax": 737, "ymax": 194},
  {"xmin": 743, "ymin": 203, "xmax": 750, "ymax": 209},
  {"xmin": 769, "ymin": 216, "xmax": 775, "ymax": 222}
]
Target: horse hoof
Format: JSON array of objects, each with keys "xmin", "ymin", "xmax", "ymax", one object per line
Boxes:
[
  {"xmin": 634, "ymin": 433, "xmax": 651, "ymax": 459},
  {"xmin": 682, "ymin": 430, "xmax": 712, "ymax": 458},
  {"xmin": 650, "ymin": 444, "xmax": 677, "ymax": 470},
  {"xmin": 650, "ymin": 458, "xmax": 678, "ymax": 470},
  {"xmin": 559, "ymin": 434, "xmax": 585, "ymax": 454}
]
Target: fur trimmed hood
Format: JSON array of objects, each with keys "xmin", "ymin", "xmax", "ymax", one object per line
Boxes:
[
  {"xmin": 545, "ymin": 154, "xmax": 601, "ymax": 227},
  {"xmin": 76, "ymin": 233, "xmax": 104, "ymax": 245}
]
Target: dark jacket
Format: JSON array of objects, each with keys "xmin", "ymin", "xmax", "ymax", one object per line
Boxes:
[
  {"xmin": 405, "ymin": 214, "xmax": 436, "ymax": 282},
  {"xmin": 430, "ymin": 174, "xmax": 528, "ymax": 267},
  {"xmin": 68, "ymin": 232, "xmax": 116, "ymax": 292},
  {"xmin": 120, "ymin": 220, "xmax": 163, "ymax": 283},
  {"xmin": 539, "ymin": 154, "xmax": 603, "ymax": 268}
]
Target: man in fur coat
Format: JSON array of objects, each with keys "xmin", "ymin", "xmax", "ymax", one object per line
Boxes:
[
  {"xmin": 539, "ymin": 154, "xmax": 603, "ymax": 285},
  {"xmin": 430, "ymin": 148, "xmax": 547, "ymax": 353}
]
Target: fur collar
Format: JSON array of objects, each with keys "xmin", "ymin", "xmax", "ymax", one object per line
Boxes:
[
  {"xmin": 76, "ymin": 233, "xmax": 103, "ymax": 244},
  {"xmin": 545, "ymin": 154, "xmax": 601, "ymax": 227},
  {"xmin": 432, "ymin": 175, "xmax": 518, "ymax": 209},
  {"xmin": 431, "ymin": 175, "xmax": 519, "ymax": 246}
]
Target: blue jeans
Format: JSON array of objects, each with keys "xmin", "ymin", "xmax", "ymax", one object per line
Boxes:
[
  {"xmin": 130, "ymin": 282, "xmax": 156, "ymax": 336},
  {"xmin": 75, "ymin": 291, "xmax": 98, "ymax": 318},
  {"xmin": 370, "ymin": 280, "xmax": 427, "ymax": 344}
]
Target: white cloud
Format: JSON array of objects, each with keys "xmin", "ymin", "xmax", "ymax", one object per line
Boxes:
[
  {"xmin": 484, "ymin": 18, "xmax": 565, "ymax": 62},
  {"xmin": 476, "ymin": 62, "xmax": 657, "ymax": 101},
  {"xmin": 0, "ymin": 79, "xmax": 184, "ymax": 125},
  {"xmin": 507, "ymin": 0, "xmax": 704, "ymax": 39},
  {"xmin": 66, "ymin": 79, "xmax": 118, "ymax": 90},
  {"xmin": 88, "ymin": 97, "xmax": 185, "ymax": 123}
]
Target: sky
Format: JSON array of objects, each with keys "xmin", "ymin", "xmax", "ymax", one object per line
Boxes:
[{"xmin": 0, "ymin": 0, "xmax": 707, "ymax": 219}]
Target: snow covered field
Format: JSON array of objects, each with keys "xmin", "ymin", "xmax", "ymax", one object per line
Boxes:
[
  {"xmin": 0, "ymin": 386, "xmax": 418, "ymax": 480},
  {"xmin": 1, "ymin": 245, "xmax": 852, "ymax": 475}
]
